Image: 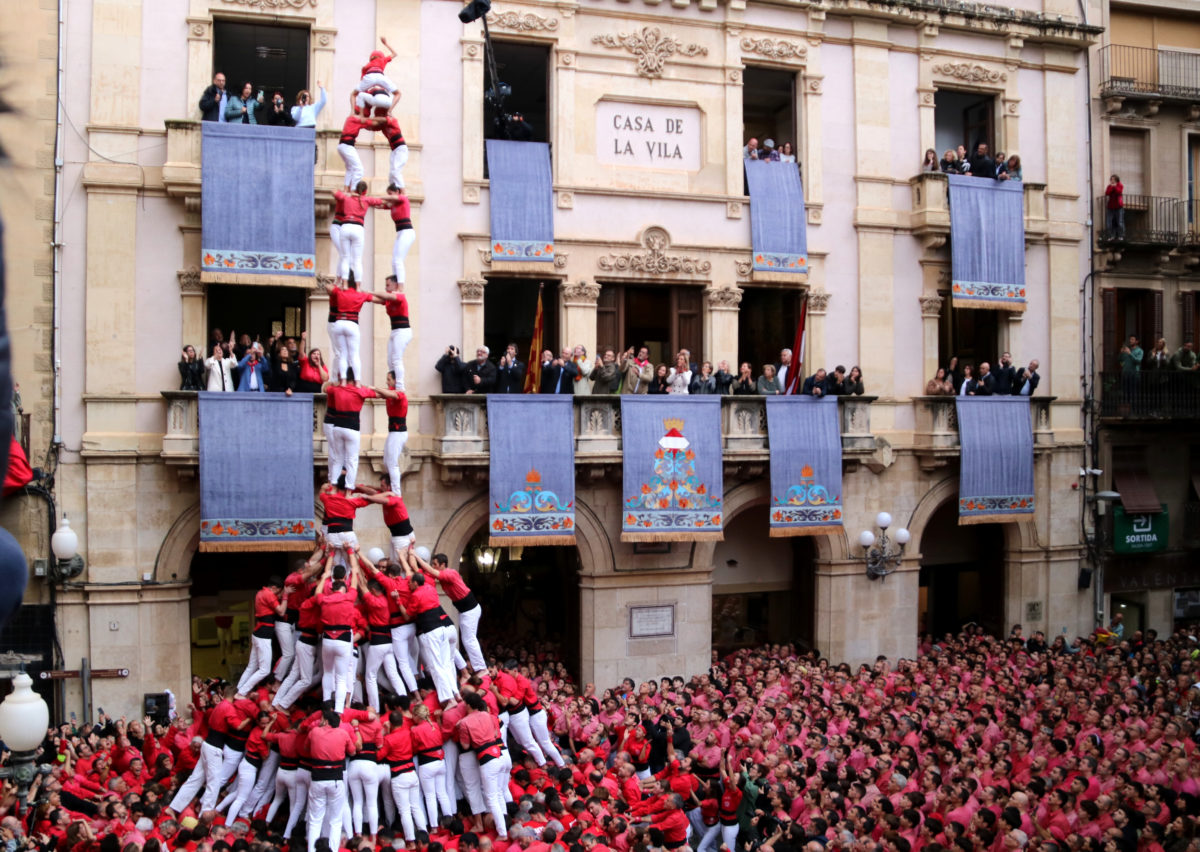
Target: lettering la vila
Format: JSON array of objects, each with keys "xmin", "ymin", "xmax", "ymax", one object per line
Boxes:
[{"xmin": 613, "ymin": 140, "xmax": 684, "ymax": 159}]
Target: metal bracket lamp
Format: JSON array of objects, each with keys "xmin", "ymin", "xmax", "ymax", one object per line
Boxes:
[{"xmin": 857, "ymin": 511, "xmax": 910, "ymax": 580}]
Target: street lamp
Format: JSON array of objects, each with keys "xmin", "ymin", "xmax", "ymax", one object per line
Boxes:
[
  {"xmin": 857, "ymin": 511, "xmax": 911, "ymax": 581},
  {"xmin": 0, "ymin": 671, "xmax": 50, "ymax": 803},
  {"xmin": 50, "ymin": 515, "xmax": 84, "ymax": 582}
]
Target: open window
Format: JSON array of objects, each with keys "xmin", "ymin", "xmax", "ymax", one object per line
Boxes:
[
  {"xmin": 741, "ymin": 67, "xmax": 799, "ymax": 165},
  {"xmin": 484, "ymin": 278, "xmax": 559, "ymax": 364},
  {"xmin": 484, "ymin": 40, "xmax": 550, "ymax": 144},
  {"xmin": 738, "ymin": 287, "xmax": 800, "ymax": 375},
  {"xmin": 205, "ymin": 284, "xmax": 307, "ymax": 354},
  {"xmin": 934, "ymin": 90, "xmax": 996, "ymax": 162},
  {"xmin": 938, "ymin": 297, "xmax": 1000, "ymax": 381},
  {"xmin": 1100, "ymin": 287, "xmax": 1162, "ymax": 371},
  {"xmin": 596, "ymin": 284, "xmax": 702, "ymax": 368},
  {"xmin": 212, "ymin": 20, "xmax": 310, "ymax": 106}
]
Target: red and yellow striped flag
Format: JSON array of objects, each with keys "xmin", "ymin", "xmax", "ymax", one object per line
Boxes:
[{"xmin": 523, "ymin": 283, "xmax": 545, "ymax": 394}]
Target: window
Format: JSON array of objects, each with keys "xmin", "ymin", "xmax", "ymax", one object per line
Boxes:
[
  {"xmin": 741, "ymin": 67, "xmax": 798, "ymax": 162},
  {"xmin": 596, "ymin": 284, "xmax": 701, "ymax": 368},
  {"xmin": 484, "ymin": 41, "xmax": 550, "ymax": 143},
  {"xmin": 738, "ymin": 287, "xmax": 800, "ymax": 375},
  {"xmin": 1186, "ymin": 135, "xmax": 1199, "ymax": 231},
  {"xmin": 1100, "ymin": 287, "xmax": 1162, "ymax": 370},
  {"xmin": 934, "ymin": 90, "xmax": 996, "ymax": 161},
  {"xmin": 1109, "ymin": 128, "xmax": 1147, "ymax": 196},
  {"xmin": 213, "ymin": 21, "xmax": 310, "ymax": 106},
  {"xmin": 206, "ymin": 284, "xmax": 308, "ymax": 352},
  {"xmin": 483, "ymin": 278, "xmax": 559, "ymax": 366},
  {"xmin": 938, "ymin": 298, "xmax": 1000, "ymax": 380}
]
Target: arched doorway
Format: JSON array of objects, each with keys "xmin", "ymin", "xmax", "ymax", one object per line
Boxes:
[{"xmin": 917, "ymin": 499, "xmax": 1006, "ymax": 638}]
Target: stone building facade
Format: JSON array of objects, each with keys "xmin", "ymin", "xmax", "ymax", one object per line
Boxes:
[{"xmin": 0, "ymin": 0, "xmax": 1101, "ymax": 716}]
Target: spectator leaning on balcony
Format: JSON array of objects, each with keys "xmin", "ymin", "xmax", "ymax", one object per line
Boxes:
[
  {"xmin": 198, "ymin": 72, "xmax": 228, "ymax": 122},
  {"xmin": 967, "ymin": 361, "xmax": 996, "ymax": 395},
  {"xmin": 236, "ymin": 342, "xmax": 271, "ymax": 392},
  {"xmin": 495, "ymin": 343, "xmax": 525, "ymax": 394},
  {"xmin": 589, "ymin": 347, "xmax": 620, "ymax": 394},
  {"xmin": 269, "ymin": 343, "xmax": 299, "ymax": 395},
  {"xmin": 968, "ymin": 142, "xmax": 997, "ymax": 178},
  {"xmin": 666, "ymin": 353, "xmax": 692, "ymax": 394},
  {"xmin": 464, "ymin": 346, "xmax": 497, "ymax": 395},
  {"xmin": 757, "ymin": 364, "xmax": 782, "ymax": 395},
  {"xmin": 292, "ymin": 84, "xmax": 327, "ymax": 128},
  {"xmin": 940, "ymin": 149, "xmax": 964, "ymax": 174},
  {"xmin": 993, "ymin": 351, "xmax": 1017, "ymax": 394},
  {"xmin": 263, "ymin": 91, "xmax": 295, "ymax": 127},
  {"xmin": 1105, "ymin": 174, "xmax": 1125, "ymax": 240},
  {"xmin": 619, "ymin": 346, "xmax": 653, "ymax": 394},
  {"xmin": 1014, "ymin": 359, "xmax": 1040, "ymax": 395},
  {"xmin": 922, "ymin": 148, "xmax": 939, "ymax": 172},
  {"xmin": 715, "ymin": 360, "xmax": 735, "ymax": 395},
  {"xmin": 1005, "ymin": 154, "xmax": 1023, "ymax": 181},
  {"xmin": 298, "ymin": 332, "xmax": 330, "ymax": 393},
  {"xmin": 227, "ymin": 81, "xmax": 265, "ymax": 124},
  {"xmin": 178, "ymin": 345, "xmax": 204, "ymax": 391},
  {"xmin": 956, "ymin": 143, "xmax": 971, "ymax": 173},
  {"xmin": 926, "ymin": 367, "xmax": 954, "ymax": 395},
  {"xmin": 541, "ymin": 348, "xmax": 580, "ymax": 394},
  {"xmin": 775, "ymin": 348, "xmax": 794, "ymax": 392},
  {"xmin": 204, "ymin": 342, "xmax": 237, "ymax": 392},
  {"xmin": 689, "ymin": 361, "xmax": 718, "ymax": 395},
  {"xmin": 759, "ymin": 138, "xmax": 780, "ymax": 162},
  {"xmin": 742, "ymin": 137, "xmax": 760, "ymax": 160},
  {"xmin": 436, "ymin": 345, "xmax": 467, "ymax": 393},
  {"xmin": 778, "ymin": 141, "xmax": 797, "ymax": 163},
  {"xmin": 801, "ymin": 368, "xmax": 827, "ymax": 397},
  {"xmin": 1147, "ymin": 338, "xmax": 1170, "ymax": 371},
  {"xmin": 1172, "ymin": 340, "xmax": 1199, "ymax": 371},
  {"xmin": 732, "ymin": 362, "xmax": 755, "ymax": 395}
]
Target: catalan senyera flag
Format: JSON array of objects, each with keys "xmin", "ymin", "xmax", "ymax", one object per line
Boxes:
[
  {"xmin": 784, "ymin": 297, "xmax": 808, "ymax": 395},
  {"xmin": 523, "ymin": 285, "xmax": 545, "ymax": 394}
]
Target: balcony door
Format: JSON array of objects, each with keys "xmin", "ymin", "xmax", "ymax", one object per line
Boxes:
[
  {"xmin": 212, "ymin": 20, "xmax": 310, "ymax": 105},
  {"xmin": 596, "ymin": 284, "xmax": 701, "ymax": 368},
  {"xmin": 1101, "ymin": 287, "xmax": 1162, "ymax": 370}
]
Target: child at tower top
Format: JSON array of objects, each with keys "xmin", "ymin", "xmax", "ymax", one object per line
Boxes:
[{"xmin": 355, "ymin": 37, "xmax": 400, "ymax": 117}]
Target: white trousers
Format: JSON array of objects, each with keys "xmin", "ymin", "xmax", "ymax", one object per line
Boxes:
[
  {"xmin": 321, "ymin": 637, "xmax": 355, "ymax": 711},
  {"xmin": 329, "ymin": 222, "xmax": 344, "ymax": 278},
  {"xmin": 457, "ymin": 604, "xmax": 485, "ymax": 672},
  {"xmin": 384, "ymin": 430, "xmax": 409, "ymax": 496},
  {"xmin": 220, "ymin": 757, "xmax": 259, "ymax": 822},
  {"xmin": 357, "ymin": 90, "xmax": 393, "ymax": 113},
  {"xmin": 417, "ymin": 626, "xmax": 457, "ymax": 702},
  {"xmin": 266, "ymin": 766, "xmax": 295, "ymax": 824},
  {"xmin": 389, "ymin": 144, "xmax": 409, "ymax": 189},
  {"xmin": 457, "ymin": 750, "xmax": 486, "ymax": 815},
  {"xmin": 417, "ymin": 758, "xmax": 452, "ymax": 826},
  {"xmin": 237, "ymin": 634, "xmax": 274, "ymax": 694},
  {"xmin": 338, "ymin": 223, "xmax": 365, "ymax": 285},
  {"xmin": 389, "ymin": 769, "xmax": 425, "ymax": 841},
  {"xmin": 274, "ymin": 622, "xmax": 296, "ymax": 683},
  {"xmin": 446, "ymin": 622, "xmax": 468, "ymax": 671},
  {"xmin": 248, "ymin": 749, "xmax": 281, "ymax": 815},
  {"xmin": 389, "ymin": 228, "xmax": 416, "ymax": 286},
  {"xmin": 377, "ymin": 762, "xmax": 397, "ymax": 827},
  {"xmin": 307, "ymin": 778, "xmax": 347, "ymax": 852},
  {"xmin": 285, "ymin": 768, "xmax": 311, "ymax": 839},
  {"xmin": 325, "ymin": 424, "xmax": 362, "ymax": 490},
  {"xmin": 358, "ymin": 71, "xmax": 398, "ymax": 95},
  {"xmin": 220, "ymin": 745, "xmax": 245, "ymax": 787},
  {"xmin": 390, "ymin": 624, "xmax": 419, "ymax": 693},
  {"xmin": 364, "ymin": 641, "xmax": 406, "ymax": 710},
  {"xmin": 275, "ymin": 639, "xmax": 320, "ymax": 709},
  {"xmin": 506, "ymin": 708, "xmax": 545, "ymax": 765},
  {"xmin": 528, "ymin": 709, "xmax": 564, "ymax": 767},
  {"xmin": 442, "ymin": 738, "xmax": 460, "ymax": 807},
  {"xmin": 388, "ymin": 327, "xmax": 413, "ymax": 390},
  {"xmin": 337, "ymin": 144, "xmax": 363, "ymax": 188},
  {"xmin": 328, "ymin": 319, "xmax": 361, "ymax": 382},
  {"xmin": 348, "ymin": 758, "xmax": 382, "ymax": 837},
  {"xmin": 169, "ymin": 741, "xmax": 223, "ymax": 812},
  {"xmin": 479, "ymin": 756, "xmax": 509, "ymax": 838}
]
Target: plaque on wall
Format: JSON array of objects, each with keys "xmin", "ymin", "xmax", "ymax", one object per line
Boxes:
[
  {"xmin": 629, "ymin": 604, "xmax": 675, "ymax": 638},
  {"xmin": 596, "ymin": 101, "xmax": 702, "ymax": 170}
]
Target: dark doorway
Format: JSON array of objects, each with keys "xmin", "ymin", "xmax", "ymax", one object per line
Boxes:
[
  {"xmin": 484, "ymin": 278, "xmax": 560, "ymax": 368},
  {"xmin": 596, "ymin": 284, "xmax": 702, "ymax": 369},
  {"xmin": 1100, "ymin": 288, "xmax": 1161, "ymax": 371},
  {"xmin": 742, "ymin": 67, "xmax": 798, "ymax": 158},
  {"xmin": 213, "ymin": 21, "xmax": 310, "ymax": 106},
  {"xmin": 485, "ymin": 40, "xmax": 551, "ymax": 144},
  {"xmin": 918, "ymin": 500, "xmax": 1005, "ymax": 638},
  {"xmin": 939, "ymin": 301, "xmax": 1000, "ymax": 381},
  {"xmin": 188, "ymin": 550, "xmax": 300, "ymax": 682},
  {"xmin": 738, "ymin": 288, "xmax": 800, "ymax": 376},
  {"xmin": 934, "ymin": 90, "xmax": 996, "ymax": 162},
  {"xmin": 460, "ymin": 527, "xmax": 581, "ymax": 677},
  {"xmin": 206, "ymin": 285, "xmax": 307, "ymax": 353}
]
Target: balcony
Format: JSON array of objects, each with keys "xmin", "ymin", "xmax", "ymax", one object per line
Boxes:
[
  {"xmin": 1098, "ymin": 45, "xmax": 1200, "ymax": 103},
  {"xmin": 1097, "ymin": 372, "xmax": 1200, "ymax": 421},
  {"xmin": 909, "ymin": 173, "xmax": 1049, "ymax": 248},
  {"xmin": 1095, "ymin": 195, "xmax": 1182, "ymax": 248},
  {"xmin": 162, "ymin": 391, "xmax": 331, "ymax": 466},
  {"xmin": 913, "ymin": 395, "xmax": 1056, "ymax": 470}
]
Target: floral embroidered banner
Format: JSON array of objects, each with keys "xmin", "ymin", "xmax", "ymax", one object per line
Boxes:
[
  {"xmin": 487, "ymin": 396, "xmax": 575, "ymax": 545},
  {"xmin": 201, "ymin": 123, "xmax": 315, "ymax": 279},
  {"xmin": 621, "ymin": 396, "xmax": 723, "ymax": 542},
  {"xmin": 745, "ymin": 160, "xmax": 807, "ymax": 274},
  {"xmin": 955, "ymin": 396, "xmax": 1035, "ymax": 525},
  {"xmin": 948, "ymin": 173, "xmax": 1026, "ymax": 312},
  {"xmin": 766, "ymin": 396, "xmax": 843, "ymax": 536},
  {"xmin": 486, "ymin": 140, "xmax": 555, "ymax": 262},
  {"xmin": 199, "ymin": 392, "xmax": 316, "ymax": 551}
]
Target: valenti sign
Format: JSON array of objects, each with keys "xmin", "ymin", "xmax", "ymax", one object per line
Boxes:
[
  {"xmin": 596, "ymin": 101, "xmax": 702, "ymax": 170},
  {"xmin": 1112, "ymin": 505, "xmax": 1168, "ymax": 554}
]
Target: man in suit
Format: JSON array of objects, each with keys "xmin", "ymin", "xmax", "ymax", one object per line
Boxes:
[
  {"xmin": 1014, "ymin": 359, "xmax": 1040, "ymax": 396},
  {"xmin": 436, "ymin": 346, "xmax": 467, "ymax": 393},
  {"xmin": 801, "ymin": 368, "xmax": 827, "ymax": 397},
  {"xmin": 199, "ymin": 72, "xmax": 229, "ymax": 122},
  {"xmin": 464, "ymin": 346, "xmax": 498, "ymax": 394},
  {"xmin": 495, "ymin": 343, "xmax": 525, "ymax": 394},
  {"xmin": 775, "ymin": 348, "xmax": 794, "ymax": 393},
  {"xmin": 968, "ymin": 361, "xmax": 996, "ymax": 395},
  {"xmin": 540, "ymin": 348, "xmax": 579, "ymax": 394},
  {"xmin": 968, "ymin": 142, "xmax": 996, "ymax": 179},
  {"xmin": 992, "ymin": 352, "xmax": 1016, "ymax": 395}
]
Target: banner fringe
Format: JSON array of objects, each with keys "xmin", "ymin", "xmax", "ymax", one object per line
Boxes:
[
  {"xmin": 489, "ymin": 535, "xmax": 576, "ymax": 547},
  {"xmin": 621, "ymin": 531, "xmax": 724, "ymax": 543},
  {"xmin": 769, "ymin": 525, "xmax": 842, "ymax": 538},
  {"xmin": 951, "ymin": 297, "xmax": 1026, "ymax": 313},
  {"xmin": 957, "ymin": 513, "xmax": 1032, "ymax": 526},
  {"xmin": 199, "ymin": 541, "xmax": 314, "ymax": 552}
]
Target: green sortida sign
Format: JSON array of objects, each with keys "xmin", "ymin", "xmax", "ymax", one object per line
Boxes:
[{"xmin": 1112, "ymin": 505, "xmax": 1168, "ymax": 554}]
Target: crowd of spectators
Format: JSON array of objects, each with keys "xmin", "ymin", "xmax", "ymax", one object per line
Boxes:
[
  {"xmin": 927, "ymin": 144, "xmax": 1022, "ymax": 182},
  {"xmin": 178, "ymin": 329, "xmax": 329, "ymax": 395},
  {"xmin": 1117, "ymin": 336, "xmax": 1199, "ymax": 375},
  {"xmin": 198, "ymin": 73, "xmax": 327, "ymax": 128},
  {"xmin": 926, "ymin": 354, "xmax": 1041, "ymax": 397}
]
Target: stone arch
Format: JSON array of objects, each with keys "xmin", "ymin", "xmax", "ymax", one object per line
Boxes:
[
  {"xmin": 905, "ymin": 475, "xmax": 1032, "ymax": 556},
  {"xmin": 154, "ymin": 502, "xmax": 201, "ymax": 584},
  {"xmin": 432, "ymin": 490, "xmax": 616, "ymax": 578}
]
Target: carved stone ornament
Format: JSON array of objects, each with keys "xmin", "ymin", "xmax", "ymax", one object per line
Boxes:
[
  {"xmin": 591, "ymin": 27, "xmax": 709, "ymax": 79},
  {"xmin": 190, "ymin": 23, "xmax": 208, "ymax": 37},
  {"xmin": 919, "ymin": 293, "xmax": 945, "ymax": 318},
  {"xmin": 315, "ymin": 273, "xmax": 335, "ymax": 293},
  {"xmin": 936, "ymin": 268, "xmax": 951, "ymax": 286},
  {"xmin": 178, "ymin": 267, "xmax": 202, "ymax": 292},
  {"xmin": 740, "ymin": 37, "xmax": 806, "ymax": 61},
  {"xmin": 553, "ymin": 252, "xmax": 569, "ymax": 269},
  {"xmin": 735, "ymin": 260, "xmax": 753, "ymax": 278},
  {"xmin": 487, "ymin": 10, "xmax": 559, "ymax": 31},
  {"xmin": 597, "ymin": 227, "xmax": 712, "ymax": 276},
  {"xmin": 458, "ymin": 278, "xmax": 487, "ymax": 302},
  {"xmin": 561, "ymin": 280, "xmax": 602, "ymax": 304},
  {"xmin": 706, "ymin": 284, "xmax": 744, "ymax": 308},
  {"xmin": 479, "ymin": 249, "xmax": 494, "ymax": 266},
  {"xmin": 806, "ymin": 289, "xmax": 831, "ymax": 314},
  {"xmin": 221, "ymin": 0, "xmax": 315, "ymax": 8},
  {"xmin": 932, "ymin": 62, "xmax": 1006, "ymax": 84},
  {"xmin": 318, "ymin": 33, "xmax": 332, "ymax": 46}
]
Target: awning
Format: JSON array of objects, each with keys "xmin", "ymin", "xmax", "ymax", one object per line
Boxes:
[{"xmin": 1114, "ymin": 464, "xmax": 1163, "ymax": 514}]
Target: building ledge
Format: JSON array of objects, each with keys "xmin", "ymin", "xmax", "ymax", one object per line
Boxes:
[
  {"xmin": 913, "ymin": 395, "xmax": 1056, "ymax": 471},
  {"xmin": 909, "ymin": 173, "xmax": 1049, "ymax": 248}
]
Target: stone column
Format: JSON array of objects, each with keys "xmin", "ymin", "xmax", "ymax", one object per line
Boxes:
[
  {"xmin": 561, "ymin": 281, "xmax": 601, "ymax": 359},
  {"xmin": 723, "ymin": 27, "xmax": 746, "ymax": 199},
  {"xmin": 179, "ymin": 268, "xmax": 205, "ymax": 351},
  {"xmin": 917, "ymin": 25, "xmax": 938, "ymax": 157},
  {"xmin": 704, "ymin": 284, "xmax": 743, "ymax": 369},
  {"xmin": 461, "ymin": 40, "xmax": 485, "ymax": 201},
  {"xmin": 919, "ymin": 293, "xmax": 944, "ymax": 386},
  {"xmin": 312, "ymin": 30, "xmax": 337, "ymax": 127},
  {"xmin": 185, "ymin": 18, "xmax": 211, "ymax": 120},
  {"xmin": 803, "ymin": 12, "xmax": 826, "ymax": 219},
  {"xmin": 813, "ymin": 560, "xmax": 919, "ymax": 665},
  {"xmin": 805, "ymin": 289, "xmax": 831, "ymax": 372},
  {"xmin": 458, "ymin": 277, "xmax": 487, "ymax": 351}
]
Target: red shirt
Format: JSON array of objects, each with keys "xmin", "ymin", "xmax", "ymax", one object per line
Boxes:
[
  {"xmin": 298, "ymin": 596, "xmax": 322, "ymax": 632},
  {"xmin": 317, "ymin": 589, "xmax": 360, "ymax": 632},
  {"xmin": 385, "ymin": 394, "xmax": 409, "ymax": 429},
  {"xmin": 361, "ymin": 591, "xmax": 391, "ymax": 628},
  {"xmin": 457, "ymin": 711, "xmax": 503, "ymax": 761},
  {"xmin": 343, "ymin": 708, "xmax": 384, "ymax": 752},
  {"xmin": 411, "ymin": 720, "xmax": 445, "ymax": 760},
  {"xmin": 380, "ymin": 725, "xmax": 415, "ymax": 770},
  {"xmin": 385, "ymin": 294, "xmax": 410, "ymax": 328},
  {"xmin": 254, "ymin": 587, "xmax": 280, "ymax": 622},
  {"xmin": 389, "ymin": 196, "xmax": 412, "ymax": 229},
  {"xmin": 284, "ymin": 572, "xmax": 313, "ymax": 621},
  {"xmin": 329, "ymin": 287, "xmax": 374, "ymax": 321},
  {"xmin": 333, "ymin": 192, "xmax": 380, "ymax": 226},
  {"xmin": 339, "ymin": 115, "xmax": 367, "ymax": 147},
  {"xmin": 308, "ymin": 724, "xmax": 356, "ymax": 761},
  {"xmin": 437, "ymin": 568, "xmax": 471, "ymax": 602},
  {"xmin": 650, "ymin": 809, "xmax": 689, "ymax": 845},
  {"xmin": 383, "ymin": 494, "xmax": 410, "ymax": 527},
  {"xmin": 299, "ymin": 360, "xmax": 327, "ymax": 385},
  {"xmin": 362, "ymin": 51, "xmax": 392, "ymax": 76},
  {"xmin": 408, "ymin": 582, "xmax": 441, "ymax": 615},
  {"xmin": 319, "ymin": 491, "xmax": 368, "ymax": 524}
]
